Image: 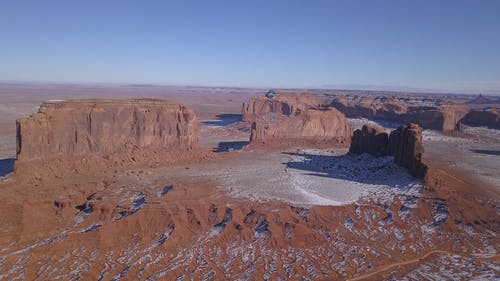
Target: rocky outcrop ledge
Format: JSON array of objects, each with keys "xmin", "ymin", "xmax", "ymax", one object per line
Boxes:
[
  {"xmin": 16, "ymin": 99, "xmax": 199, "ymax": 162},
  {"xmin": 350, "ymin": 123, "xmax": 427, "ymax": 178}
]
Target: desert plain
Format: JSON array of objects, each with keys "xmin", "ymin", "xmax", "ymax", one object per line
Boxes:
[{"xmin": 0, "ymin": 83, "xmax": 499, "ymax": 280}]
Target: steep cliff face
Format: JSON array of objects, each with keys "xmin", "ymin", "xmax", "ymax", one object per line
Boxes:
[
  {"xmin": 349, "ymin": 123, "xmax": 427, "ymax": 178},
  {"xmin": 403, "ymin": 104, "xmax": 469, "ymax": 131},
  {"xmin": 250, "ymin": 108, "xmax": 352, "ymax": 146},
  {"xmin": 460, "ymin": 108, "xmax": 500, "ymax": 129},
  {"xmin": 16, "ymin": 99, "xmax": 198, "ymax": 162},
  {"xmin": 387, "ymin": 124, "xmax": 427, "ymax": 178},
  {"xmin": 331, "ymin": 96, "xmax": 376, "ymax": 118},
  {"xmin": 349, "ymin": 125, "xmax": 388, "ymax": 156},
  {"xmin": 242, "ymin": 93, "xmax": 320, "ymax": 122}
]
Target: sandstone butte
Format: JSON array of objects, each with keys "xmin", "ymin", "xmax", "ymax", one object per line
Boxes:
[
  {"xmin": 350, "ymin": 123, "xmax": 427, "ymax": 178},
  {"xmin": 243, "ymin": 93, "xmax": 472, "ymax": 132},
  {"xmin": 15, "ymin": 99, "xmax": 199, "ymax": 165},
  {"xmin": 348, "ymin": 124, "xmax": 388, "ymax": 156},
  {"xmin": 249, "ymin": 108, "xmax": 352, "ymax": 147},
  {"xmin": 241, "ymin": 92, "xmax": 320, "ymax": 122}
]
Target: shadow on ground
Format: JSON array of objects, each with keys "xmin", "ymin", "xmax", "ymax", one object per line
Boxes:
[
  {"xmin": 213, "ymin": 141, "xmax": 249, "ymax": 153},
  {"xmin": 201, "ymin": 114, "xmax": 241, "ymax": 126},
  {"xmin": 0, "ymin": 158, "xmax": 15, "ymax": 177},
  {"xmin": 282, "ymin": 152, "xmax": 418, "ymax": 187},
  {"xmin": 470, "ymin": 149, "xmax": 500, "ymax": 156}
]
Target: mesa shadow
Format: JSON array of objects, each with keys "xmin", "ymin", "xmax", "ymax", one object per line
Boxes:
[
  {"xmin": 469, "ymin": 149, "xmax": 500, "ymax": 156},
  {"xmin": 213, "ymin": 141, "xmax": 249, "ymax": 153},
  {"xmin": 200, "ymin": 114, "xmax": 241, "ymax": 126},
  {"xmin": 282, "ymin": 152, "xmax": 418, "ymax": 187},
  {"xmin": 0, "ymin": 158, "xmax": 15, "ymax": 177}
]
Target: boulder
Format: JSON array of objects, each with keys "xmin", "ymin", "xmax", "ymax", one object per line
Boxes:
[{"xmin": 16, "ymin": 99, "xmax": 198, "ymax": 162}]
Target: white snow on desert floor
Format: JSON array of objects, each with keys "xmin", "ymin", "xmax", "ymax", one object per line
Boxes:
[{"xmin": 161, "ymin": 148, "xmax": 423, "ymax": 207}]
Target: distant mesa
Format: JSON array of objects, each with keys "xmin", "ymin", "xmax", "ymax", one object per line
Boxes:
[
  {"xmin": 331, "ymin": 95, "xmax": 470, "ymax": 132},
  {"xmin": 465, "ymin": 93, "xmax": 494, "ymax": 105},
  {"xmin": 250, "ymin": 108, "xmax": 352, "ymax": 147},
  {"xmin": 241, "ymin": 92, "xmax": 321, "ymax": 122},
  {"xmin": 350, "ymin": 123, "xmax": 427, "ymax": 178},
  {"xmin": 16, "ymin": 99, "xmax": 199, "ymax": 163},
  {"xmin": 460, "ymin": 107, "xmax": 500, "ymax": 130}
]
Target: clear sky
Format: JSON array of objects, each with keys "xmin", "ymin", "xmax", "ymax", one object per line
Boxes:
[{"xmin": 1, "ymin": 0, "xmax": 499, "ymax": 93}]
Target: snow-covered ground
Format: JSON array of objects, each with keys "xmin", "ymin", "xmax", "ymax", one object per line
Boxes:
[{"xmin": 163, "ymin": 149, "xmax": 423, "ymax": 207}]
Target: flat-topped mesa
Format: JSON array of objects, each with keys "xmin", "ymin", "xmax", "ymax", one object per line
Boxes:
[
  {"xmin": 349, "ymin": 123, "xmax": 427, "ymax": 178},
  {"xmin": 402, "ymin": 103, "xmax": 470, "ymax": 132},
  {"xmin": 250, "ymin": 108, "xmax": 352, "ymax": 147},
  {"xmin": 331, "ymin": 96, "xmax": 376, "ymax": 118},
  {"xmin": 16, "ymin": 99, "xmax": 199, "ymax": 162},
  {"xmin": 460, "ymin": 107, "xmax": 500, "ymax": 130},
  {"xmin": 242, "ymin": 92, "xmax": 320, "ymax": 122}
]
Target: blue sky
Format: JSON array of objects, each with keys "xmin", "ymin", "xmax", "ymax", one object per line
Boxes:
[{"xmin": 1, "ymin": 0, "xmax": 499, "ymax": 93}]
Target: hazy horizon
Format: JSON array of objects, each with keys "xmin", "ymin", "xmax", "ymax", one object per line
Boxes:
[{"xmin": 1, "ymin": 1, "xmax": 499, "ymax": 94}]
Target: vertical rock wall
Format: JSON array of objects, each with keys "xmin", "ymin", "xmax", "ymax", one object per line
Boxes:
[{"xmin": 16, "ymin": 99, "xmax": 199, "ymax": 161}]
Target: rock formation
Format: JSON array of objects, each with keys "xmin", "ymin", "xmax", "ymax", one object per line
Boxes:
[
  {"xmin": 460, "ymin": 108, "xmax": 500, "ymax": 130},
  {"xmin": 401, "ymin": 104, "xmax": 470, "ymax": 132},
  {"xmin": 331, "ymin": 96, "xmax": 469, "ymax": 132},
  {"xmin": 349, "ymin": 125, "xmax": 388, "ymax": 156},
  {"xmin": 250, "ymin": 108, "xmax": 352, "ymax": 146},
  {"xmin": 16, "ymin": 99, "xmax": 199, "ymax": 162},
  {"xmin": 388, "ymin": 123, "xmax": 427, "ymax": 178},
  {"xmin": 349, "ymin": 123, "xmax": 427, "ymax": 178},
  {"xmin": 331, "ymin": 96, "xmax": 376, "ymax": 118},
  {"xmin": 242, "ymin": 93, "xmax": 320, "ymax": 122}
]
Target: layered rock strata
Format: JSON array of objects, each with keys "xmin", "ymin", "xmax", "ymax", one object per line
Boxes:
[
  {"xmin": 250, "ymin": 108, "xmax": 352, "ymax": 146},
  {"xmin": 242, "ymin": 93, "xmax": 320, "ymax": 122},
  {"xmin": 16, "ymin": 99, "xmax": 198, "ymax": 162},
  {"xmin": 350, "ymin": 123, "xmax": 427, "ymax": 177},
  {"xmin": 331, "ymin": 96, "xmax": 469, "ymax": 132}
]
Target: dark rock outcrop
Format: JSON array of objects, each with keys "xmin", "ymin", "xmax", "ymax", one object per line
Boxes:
[
  {"xmin": 16, "ymin": 99, "xmax": 199, "ymax": 162},
  {"xmin": 460, "ymin": 108, "xmax": 500, "ymax": 130},
  {"xmin": 388, "ymin": 124, "xmax": 427, "ymax": 178},
  {"xmin": 349, "ymin": 125, "xmax": 388, "ymax": 156},
  {"xmin": 349, "ymin": 123, "xmax": 427, "ymax": 178}
]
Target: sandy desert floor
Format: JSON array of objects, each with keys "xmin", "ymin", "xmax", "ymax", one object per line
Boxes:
[{"xmin": 0, "ymin": 84, "xmax": 498, "ymax": 280}]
